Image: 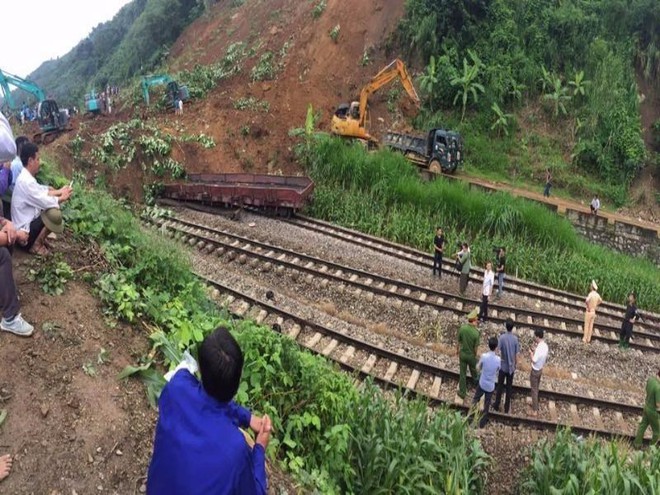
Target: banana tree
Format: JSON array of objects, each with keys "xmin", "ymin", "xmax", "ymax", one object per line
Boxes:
[
  {"xmin": 543, "ymin": 77, "xmax": 572, "ymax": 117},
  {"xmin": 450, "ymin": 50, "xmax": 485, "ymax": 122}
]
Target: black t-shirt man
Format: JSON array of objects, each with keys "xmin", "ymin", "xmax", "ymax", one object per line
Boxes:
[
  {"xmin": 433, "ymin": 230, "xmax": 444, "ymax": 276},
  {"xmin": 434, "ymin": 235, "xmax": 445, "ymax": 255}
]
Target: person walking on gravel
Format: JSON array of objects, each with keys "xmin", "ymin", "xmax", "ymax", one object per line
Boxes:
[
  {"xmin": 495, "ymin": 247, "xmax": 506, "ymax": 298},
  {"xmin": 493, "ymin": 318, "xmax": 519, "ymax": 414},
  {"xmin": 634, "ymin": 368, "xmax": 660, "ymax": 448},
  {"xmin": 528, "ymin": 328, "xmax": 548, "ymax": 417},
  {"xmin": 432, "ymin": 227, "xmax": 444, "ymax": 277},
  {"xmin": 471, "ymin": 336, "xmax": 500, "ymax": 428},
  {"xmin": 619, "ymin": 292, "xmax": 639, "ymax": 349},
  {"xmin": 455, "ymin": 242, "xmax": 471, "ymax": 295},
  {"xmin": 582, "ymin": 280, "xmax": 602, "ymax": 344},
  {"xmin": 478, "ymin": 262, "xmax": 494, "ymax": 322},
  {"xmin": 457, "ymin": 308, "xmax": 480, "ymax": 399}
]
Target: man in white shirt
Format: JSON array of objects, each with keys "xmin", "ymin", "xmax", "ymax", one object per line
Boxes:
[
  {"xmin": 11, "ymin": 142, "xmax": 72, "ymax": 256},
  {"xmin": 529, "ymin": 328, "xmax": 548, "ymax": 417},
  {"xmin": 478, "ymin": 262, "xmax": 494, "ymax": 322},
  {"xmin": 583, "ymin": 280, "xmax": 602, "ymax": 344},
  {"xmin": 590, "ymin": 195, "xmax": 600, "ymax": 215}
]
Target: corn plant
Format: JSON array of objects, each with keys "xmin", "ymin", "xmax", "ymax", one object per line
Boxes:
[{"xmin": 520, "ymin": 429, "xmax": 660, "ymax": 494}]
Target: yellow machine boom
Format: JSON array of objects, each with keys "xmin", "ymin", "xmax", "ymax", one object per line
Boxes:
[{"xmin": 331, "ymin": 58, "xmax": 420, "ymax": 142}]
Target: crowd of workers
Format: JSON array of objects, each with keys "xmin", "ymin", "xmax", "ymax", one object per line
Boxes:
[{"xmin": 434, "ymin": 228, "xmax": 657, "ymax": 444}]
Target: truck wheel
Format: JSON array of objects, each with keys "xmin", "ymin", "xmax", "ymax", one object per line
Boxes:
[{"xmin": 429, "ymin": 160, "xmax": 442, "ymax": 174}]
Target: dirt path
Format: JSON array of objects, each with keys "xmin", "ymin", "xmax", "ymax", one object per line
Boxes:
[
  {"xmin": 451, "ymin": 172, "xmax": 660, "ymax": 232},
  {"xmin": 0, "ymin": 248, "xmax": 156, "ymax": 494}
]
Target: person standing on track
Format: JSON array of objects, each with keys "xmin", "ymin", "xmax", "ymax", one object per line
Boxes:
[
  {"xmin": 582, "ymin": 280, "xmax": 602, "ymax": 344},
  {"xmin": 543, "ymin": 168, "xmax": 552, "ymax": 197},
  {"xmin": 634, "ymin": 368, "xmax": 660, "ymax": 447},
  {"xmin": 529, "ymin": 328, "xmax": 548, "ymax": 417},
  {"xmin": 457, "ymin": 308, "xmax": 480, "ymax": 399},
  {"xmin": 478, "ymin": 262, "xmax": 494, "ymax": 322},
  {"xmin": 493, "ymin": 318, "xmax": 518, "ymax": 414},
  {"xmin": 619, "ymin": 292, "xmax": 639, "ymax": 349},
  {"xmin": 471, "ymin": 336, "xmax": 500, "ymax": 428},
  {"xmin": 455, "ymin": 242, "xmax": 471, "ymax": 295},
  {"xmin": 495, "ymin": 247, "xmax": 506, "ymax": 298},
  {"xmin": 432, "ymin": 227, "xmax": 444, "ymax": 277}
]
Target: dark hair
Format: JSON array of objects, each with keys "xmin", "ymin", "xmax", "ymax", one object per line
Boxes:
[
  {"xmin": 198, "ymin": 326, "xmax": 244, "ymax": 403},
  {"xmin": 505, "ymin": 318, "xmax": 515, "ymax": 332},
  {"xmin": 488, "ymin": 336, "xmax": 498, "ymax": 351},
  {"xmin": 20, "ymin": 142, "xmax": 39, "ymax": 167},
  {"xmin": 462, "ymin": 242, "xmax": 469, "ymax": 248},
  {"xmin": 15, "ymin": 136, "xmax": 29, "ymax": 156},
  {"xmin": 534, "ymin": 328, "xmax": 544, "ymax": 339}
]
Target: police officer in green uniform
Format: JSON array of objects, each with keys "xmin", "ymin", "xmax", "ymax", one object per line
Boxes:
[
  {"xmin": 634, "ymin": 368, "xmax": 660, "ymax": 447},
  {"xmin": 457, "ymin": 307, "xmax": 480, "ymax": 399}
]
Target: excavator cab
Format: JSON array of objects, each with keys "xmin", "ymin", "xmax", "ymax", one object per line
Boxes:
[
  {"xmin": 38, "ymin": 100, "xmax": 68, "ymax": 131},
  {"xmin": 330, "ymin": 58, "xmax": 419, "ymax": 143}
]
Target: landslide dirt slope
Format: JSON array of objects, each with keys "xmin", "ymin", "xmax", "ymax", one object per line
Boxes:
[{"xmin": 166, "ymin": 0, "xmax": 409, "ymax": 175}]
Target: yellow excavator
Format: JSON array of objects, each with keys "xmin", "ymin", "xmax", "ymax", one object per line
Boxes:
[{"xmin": 331, "ymin": 58, "xmax": 420, "ymax": 144}]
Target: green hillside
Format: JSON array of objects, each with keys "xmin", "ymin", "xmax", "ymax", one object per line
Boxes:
[
  {"xmin": 398, "ymin": 0, "xmax": 659, "ymax": 203},
  {"xmin": 28, "ymin": 0, "xmax": 205, "ymax": 105}
]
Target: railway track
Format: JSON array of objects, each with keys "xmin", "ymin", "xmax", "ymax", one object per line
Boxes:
[
  {"xmin": 197, "ymin": 272, "xmax": 651, "ymax": 443},
  {"xmin": 286, "ymin": 214, "xmax": 660, "ymax": 330},
  {"xmin": 147, "ymin": 214, "xmax": 660, "ymax": 354}
]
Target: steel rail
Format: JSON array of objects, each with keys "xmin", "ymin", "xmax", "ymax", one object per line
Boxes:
[
  {"xmin": 150, "ymin": 215, "xmax": 660, "ymax": 354},
  {"xmin": 198, "ymin": 273, "xmax": 648, "ymax": 442}
]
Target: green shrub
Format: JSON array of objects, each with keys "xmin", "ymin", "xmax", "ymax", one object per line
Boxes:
[{"xmin": 519, "ymin": 429, "xmax": 660, "ymax": 494}]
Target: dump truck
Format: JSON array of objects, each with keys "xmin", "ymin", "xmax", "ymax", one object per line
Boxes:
[{"xmin": 382, "ymin": 128, "xmax": 463, "ymax": 174}]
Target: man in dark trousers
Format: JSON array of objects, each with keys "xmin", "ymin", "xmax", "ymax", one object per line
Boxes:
[
  {"xmin": 493, "ymin": 318, "xmax": 519, "ymax": 413},
  {"xmin": 457, "ymin": 308, "xmax": 480, "ymax": 399},
  {"xmin": 633, "ymin": 368, "xmax": 660, "ymax": 447},
  {"xmin": 619, "ymin": 292, "xmax": 639, "ymax": 349},
  {"xmin": 495, "ymin": 247, "xmax": 506, "ymax": 298},
  {"xmin": 432, "ymin": 227, "xmax": 444, "ymax": 277}
]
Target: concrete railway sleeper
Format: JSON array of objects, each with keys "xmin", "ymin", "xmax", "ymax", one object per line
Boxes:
[
  {"xmin": 285, "ymin": 214, "xmax": 660, "ymax": 329},
  {"xmin": 197, "ymin": 273, "xmax": 653, "ymax": 443},
  {"xmin": 146, "ymin": 215, "xmax": 660, "ymax": 353}
]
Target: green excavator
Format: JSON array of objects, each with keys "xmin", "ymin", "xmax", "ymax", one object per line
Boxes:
[
  {"xmin": 141, "ymin": 74, "xmax": 189, "ymax": 107},
  {"xmin": 0, "ymin": 68, "xmax": 71, "ymax": 144}
]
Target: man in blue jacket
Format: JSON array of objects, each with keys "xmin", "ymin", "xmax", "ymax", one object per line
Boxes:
[{"xmin": 147, "ymin": 327, "xmax": 272, "ymax": 495}]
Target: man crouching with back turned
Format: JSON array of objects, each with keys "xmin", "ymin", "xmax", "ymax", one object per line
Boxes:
[{"xmin": 147, "ymin": 327, "xmax": 272, "ymax": 495}]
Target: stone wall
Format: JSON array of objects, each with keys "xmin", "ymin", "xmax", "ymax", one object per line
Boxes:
[{"xmin": 565, "ymin": 209, "xmax": 660, "ymax": 264}]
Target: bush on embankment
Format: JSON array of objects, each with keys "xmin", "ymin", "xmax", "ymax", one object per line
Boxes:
[
  {"xmin": 59, "ymin": 174, "xmax": 488, "ymax": 493},
  {"xmin": 300, "ymin": 137, "xmax": 660, "ymax": 312},
  {"xmin": 519, "ymin": 429, "xmax": 660, "ymax": 494}
]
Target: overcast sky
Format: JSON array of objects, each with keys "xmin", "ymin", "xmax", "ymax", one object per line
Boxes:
[{"xmin": 0, "ymin": 0, "xmax": 133, "ymax": 78}]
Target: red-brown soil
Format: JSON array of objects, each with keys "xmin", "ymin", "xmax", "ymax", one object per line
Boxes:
[{"xmin": 0, "ymin": 243, "xmax": 155, "ymax": 494}]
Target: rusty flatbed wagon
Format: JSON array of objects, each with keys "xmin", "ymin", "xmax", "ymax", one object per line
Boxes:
[{"xmin": 161, "ymin": 173, "xmax": 315, "ymax": 216}]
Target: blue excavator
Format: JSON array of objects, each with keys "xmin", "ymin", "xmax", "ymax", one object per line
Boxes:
[
  {"xmin": 0, "ymin": 68, "xmax": 71, "ymax": 144},
  {"xmin": 141, "ymin": 74, "xmax": 189, "ymax": 107}
]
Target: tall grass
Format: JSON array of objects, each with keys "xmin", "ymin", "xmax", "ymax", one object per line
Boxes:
[
  {"xmin": 301, "ymin": 137, "xmax": 660, "ymax": 311},
  {"xmin": 519, "ymin": 429, "xmax": 660, "ymax": 494}
]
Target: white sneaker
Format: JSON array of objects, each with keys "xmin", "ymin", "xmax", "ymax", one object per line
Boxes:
[{"xmin": 1, "ymin": 314, "xmax": 34, "ymax": 337}]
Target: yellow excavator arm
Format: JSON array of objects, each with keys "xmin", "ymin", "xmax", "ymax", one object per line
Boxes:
[
  {"xmin": 331, "ymin": 58, "xmax": 420, "ymax": 142},
  {"xmin": 356, "ymin": 58, "xmax": 420, "ymax": 127}
]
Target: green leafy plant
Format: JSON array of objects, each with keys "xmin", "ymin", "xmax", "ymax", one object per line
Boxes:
[
  {"xmin": 27, "ymin": 257, "xmax": 74, "ymax": 296},
  {"xmin": 449, "ymin": 50, "xmax": 485, "ymax": 122},
  {"xmin": 490, "ymin": 102, "xmax": 514, "ymax": 136},
  {"xmin": 520, "ymin": 429, "xmax": 660, "ymax": 493},
  {"xmin": 311, "ymin": 0, "xmax": 326, "ymax": 19},
  {"xmin": 232, "ymin": 96, "xmax": 270, "ymax": 112},
  {"xmin": 251, "ymin": 52, "xmax": 277, "ymax": 81},
  {"xmin": 329, "ymin": 24, "xmax": 341, "ymax": 43}
]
